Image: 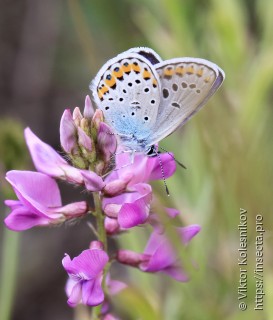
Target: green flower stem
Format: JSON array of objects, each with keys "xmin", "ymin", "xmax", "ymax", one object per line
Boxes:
[
  {"xmin": 93, "ymin": 192, "xmax": 107, "ymax": 251},
  {"xmin": 91, "ymin": 191, "xmax": 108, "ymax": 319}
]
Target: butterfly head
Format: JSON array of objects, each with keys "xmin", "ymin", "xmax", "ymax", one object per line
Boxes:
[{"xmin": 145, "ymin": 145, "xmax": 157, "ymax": 157}]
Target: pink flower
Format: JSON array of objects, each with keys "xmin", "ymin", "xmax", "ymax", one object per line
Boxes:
[
  {"xmin": 4, "ymin": 171, "xmax": 88, "ymax": 231},
  {"xmin": 117, "ymin": 224, "xmax": 201, "ymax": 281},
  {"xmin": 62, "ymin": 248, "xmax": 109, "ymax": 307},
  {"xmin": 102, "ymin": 314, "xmax": 120, "ymax": 320},
  {"xmin": 103, "ymin": 183, "xmax": 152, "ymax": 229},
  {"xmin": 102, "ymin": 152, "xmax": 176, "ymax": 230},
  {"xmin": 24, "ymin": 127, "xmax": 105, "ymax": 190},
  {"xmin": 105, "ymin": 151, "xmax": 176, "ymax": 187}
]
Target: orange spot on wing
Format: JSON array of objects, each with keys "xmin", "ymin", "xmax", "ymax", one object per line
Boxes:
[
  {"xmin": 204, "ymin": 77, "xmax": 210, "ymax": 83},
  {"xmin": 132, "ymin": 64, "xmax": 141, "ymax": 73},
  {"xmin": 164, "ymin": 68, "xmax": 174, "ymax": 76},
  {"xmin": 122, "ymin": 63, "xmax": 131, "ymax": 73},
  {"xmin": 98, "ymin": 90, "xmax": 103, "ymax": 99},
  {"xmin": 186, "ymin": 66, "xmax": 194, "ymax": 74},
  {"xmin": 98, "ymin": 86, "xmax": 109, "ymax": 97},
  {"xmin": 105, "ymin": 77, "xmax": 116, "ymax": 87},
  {"xmin": 197, "ymin": 69, "xmax": 203, "ymax": 77},
  {"xmin": 176, "ymin": 66, "xmax": 185, "ymax": 76},
  {"xmin": 113, "ymin": 69, "xmax": 123, "ymax": 78},
  {"xmin": 143, "ymin": 69, "xmax": 151, "ymax": 79}
]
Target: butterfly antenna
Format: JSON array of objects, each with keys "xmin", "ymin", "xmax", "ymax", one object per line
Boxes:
[
  {"xmin": 159, "ymin": 146, "xmax": 187, "ymax": 169},
  {"xmin": 155, "ymin": 150, "xmax": 170, "ymax": 196}
]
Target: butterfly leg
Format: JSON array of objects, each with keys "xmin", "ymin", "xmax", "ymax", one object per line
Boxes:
[{"xmin": 113, "ymin": 150, "xmax": 136, "ymax": 171}]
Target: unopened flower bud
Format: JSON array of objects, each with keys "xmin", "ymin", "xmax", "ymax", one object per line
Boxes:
[
  {"xmin": 117, "ymin": 250, "xmax": 148, "ymax": 267},
  {"xmin": 92, "ymin": 109, "xmax": 104, "ymax": 130},
  {"xmin": 72, "ymin": 107, "xmax": 83, "ymax": 126},
  {"xmin": 89, "ymin": 240, "xmax": 104, "ymax": 250},
  {"xmin": 103, "ymin": 179, "xmax": 128, "ymax": 196},
  {"xmin": 104, "ymin": 204, "xmax": 121, "ymax": 218},
  {"xmin": 77, "ymin": 127, "xmax": 93, "ymax": 152},
  {"xmin": 83, "ymin": 95, "xmax": 94, "ymax": 119},
  {"xmin": 97, "ymin": 122, "xmax": 117, "ymax": 162},
  {"xmin": 80, "ymin": 118, "xmax": 89, "ymax": 131},
  {"xmin": 104, "ymin": 217, "xmax": 120, "ymax": 235},
  {"xmin": 60, "ymin": 109, "xmax": 77, "ymax": 154}
]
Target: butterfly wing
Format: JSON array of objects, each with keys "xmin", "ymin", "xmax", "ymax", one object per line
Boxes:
[
  {"xmin": 90, "ymin": 51, "xmax": 161, "ymax": 143},
  {"xmin": 124, "ymin": 47, "xmax": 162, "ymax": 65},
  {"xmin": 147, "ymin": 58, "xmax": 225, "ymax": 145}
]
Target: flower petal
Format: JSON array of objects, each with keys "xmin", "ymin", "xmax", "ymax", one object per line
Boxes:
[
  {"xmin": 148, "ymin": 152, "xmax": 176, "ymax": 180},
  {"xmin": 63, "ymin": 249, "xmax": 109, "ymax": 279},
  {"xmin": 178, "ymin": 225, "xmax": 201, "ymax": 245},
  {"xmin": 112, "ymin": 152, "xmax": 176, "ymax": 186},
  {"xmin": 97, "ymin": 122, "xmax": 117, "ymax": 160},
  {"xmin": 67, "ymin": 281, "xmax": 82, "ymax": 307},
  {"xmin": 4, "ymin": 206, "xmax": 51, "ymax": 231},
  {"xmin": 165, "ymin": 207, "xmax": 180, "ymax": 218},
  {"xmin": 82, "ymin": 277, "xmax": 104, "ymax": 306},
  {"xmin": 81, "ymin": 170, "xmax": 105, "ymax": 191},
  {"xmin": 24, "ymin": 128, "xmax": 83, "ymax": 183},
  {"xmin": 117, "ymin": 250, "xmax": 148, "ymax": 267},
  {"xmin": 117, "ymin": 184, "xmax": 152, "ymax": 228},
  {"xmin": 106, "ymin": 275, "xmax": 127, "ymax": 295},
  {"xmin": 60, "ymin": 109, "xmax": 77, "ymax": 153},
  {"xmin": 141, "ymin": 239, "xmax": 175, "ymax": 272},
  {"xmin": 54, "ymin": 201, "xmax": 88, "ymax": 218},
  {"xmin": 162, "ymin": 266, "xmax": 189, "ymax": 282},
  {"xmin": 77, "ymin": 127, "xmax": 92, "ymax": 151},
  {"xmin": 83, "ymin": 95, "xmax": 94, "ymax": 119},
  {"xmin": 118, "ymin": 202, "xmax": 147, "ymax": 229},
  {"xmin": 6, "ymin": 170, "xmax": 62, "ymax": 209},
  {"xmin": 4, "ymin": 200, "xmax": 22, "ymax": 210},
  {"xmin": 104, "ymin": 217, "xmax": 120, "ymax": 235}
]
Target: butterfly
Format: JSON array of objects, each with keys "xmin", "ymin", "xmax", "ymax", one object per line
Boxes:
[{"xmin": 90, "ymin": 47, "xmax": 225, "ymax": 158}]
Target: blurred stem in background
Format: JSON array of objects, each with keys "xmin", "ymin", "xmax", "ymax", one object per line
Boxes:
[{"xmin": 0, "ymin": 119, "xmax": 30, "ymax": 320}]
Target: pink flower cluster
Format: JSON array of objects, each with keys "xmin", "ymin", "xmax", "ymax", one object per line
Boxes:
[{"xmin": 4, "ymin": 96, "xmax": 200, "ymax": 317}]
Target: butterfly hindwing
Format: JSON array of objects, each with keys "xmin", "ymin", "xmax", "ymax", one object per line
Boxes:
[{"xmin": 147, "ymin": 58, "xmax": 225, "ymax": 145}]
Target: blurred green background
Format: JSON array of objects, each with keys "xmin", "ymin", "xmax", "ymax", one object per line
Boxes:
[{"xmin": 0, "ymin": 0, "xmax": 272, "ymax": 319}]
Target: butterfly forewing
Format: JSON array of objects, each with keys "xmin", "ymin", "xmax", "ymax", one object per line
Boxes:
[
  {"xmin": 147, "ymin": 58, "xmax": 225, "ymax": 145},
  {"xmin": 124, "ymin": 47, "xmax": 162, "ymax": 65},
  {"xmin": 91, "ymin": 52, "xmax": 161, "ymax": 140}
]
